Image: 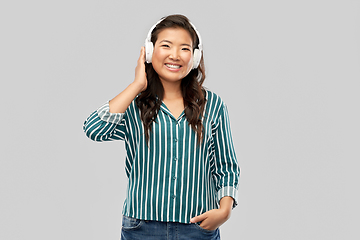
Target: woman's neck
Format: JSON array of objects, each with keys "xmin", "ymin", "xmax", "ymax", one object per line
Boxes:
[{"xmin": 161, "ymin": 79, "xmax": 183, "ymax": 101}]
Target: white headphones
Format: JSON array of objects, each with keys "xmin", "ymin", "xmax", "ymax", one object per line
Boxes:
[{"xmin": 144, "ymin": 17, "xmax": 203, "ymax": 70}]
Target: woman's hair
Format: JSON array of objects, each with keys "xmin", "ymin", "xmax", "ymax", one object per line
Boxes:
[{"xmin": 135, "ymin": 14, "xmax": 207, "ymax": 146}]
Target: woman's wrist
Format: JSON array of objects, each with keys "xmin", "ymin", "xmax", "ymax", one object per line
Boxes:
[
  {"xmin": 219, "ymin": 196, "xmax": 233, "ymax": 220},
  {"xmin": 130, "ymin": 81, "xmax": 146, "ymax": 94}
]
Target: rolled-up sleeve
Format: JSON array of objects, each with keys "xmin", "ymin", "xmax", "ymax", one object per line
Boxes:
[
  {"xmin": 212, "ymin": 102, "xmax": 240, "ymax": 208},
  {"xmin": 83, "ymin": 101, "xmax": 127, "ymax": 142}
]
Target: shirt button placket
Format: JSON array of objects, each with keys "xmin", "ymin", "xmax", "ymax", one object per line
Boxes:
[
  {"xmin": 174, "ymin": 122, "xmax": 179, "ymax": 162},
  {"xmin": 172, "ymin": 120, "xmax": 179, "ymax": 202}
]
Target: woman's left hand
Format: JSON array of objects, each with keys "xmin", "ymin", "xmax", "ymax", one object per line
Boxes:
[
  {"xmin": 190, "ymin": 208, "xmax": 231, "ymax": 231},
  {"xmin": 190, "ymin": 196, "xmax": 234, "ymax": 231}
]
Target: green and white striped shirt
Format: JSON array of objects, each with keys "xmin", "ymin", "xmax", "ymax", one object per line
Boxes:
[{"xmin": 83, "ymin": 89, "xmax": 240, "ymax": 223}]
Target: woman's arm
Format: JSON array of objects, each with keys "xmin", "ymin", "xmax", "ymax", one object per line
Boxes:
[
  {"xmin": 109, "ymin": 47, "xmax": 147, "ymax": 113},
  {"xmin": 190, "ymin": 101, "xmax": 240, "ymax": 231},
  {"xmin": 83, "ymin": 47, "xmax": 147, "ymax": 142}
]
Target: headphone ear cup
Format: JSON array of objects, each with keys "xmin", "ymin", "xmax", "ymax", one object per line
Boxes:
[
  {"xmin": 145, "ymin": 42, "xmax": 154, "ymax": 63},
  {"xmin": 192, "ymin": 49, "xmax": 202, "ymax": 69}
]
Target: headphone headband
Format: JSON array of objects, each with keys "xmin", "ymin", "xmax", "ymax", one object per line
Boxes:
[{"xmin": 145, "ymin": 18, "xmax": 164, "ymax": 43}]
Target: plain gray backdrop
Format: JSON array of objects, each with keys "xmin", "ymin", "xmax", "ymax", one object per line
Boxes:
[{"xmin": 1, "ymin": 0, "xmax": 359, "ymax": 239}]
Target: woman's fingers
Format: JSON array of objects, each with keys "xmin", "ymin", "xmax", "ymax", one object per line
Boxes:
[
  {"xmin": 190, "ymin": 212, "xmax": 207, "ymax": 223},
  {"xmin": 139, "ymin": 46, "xmax": 145, "ymax": 63},
  {"xmin": 133, "ymin": 46, "xmax": 147, "ymax": 92}
]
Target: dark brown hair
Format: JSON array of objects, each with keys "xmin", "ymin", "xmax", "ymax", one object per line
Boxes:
[{"xmin": 135, "ymin": 14, "xmax": 207, "ymax": 146}]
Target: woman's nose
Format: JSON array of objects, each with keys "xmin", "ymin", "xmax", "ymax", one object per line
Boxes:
[{"xmin": 169, "ymin": 49, "xmax": 180, "ymax": 60}]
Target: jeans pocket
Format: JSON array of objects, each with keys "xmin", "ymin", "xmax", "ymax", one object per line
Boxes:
[
  {"xmin": 122, "ymin": 215, "xmax": 143, "ymax": 230},
  {"xmin": 193, "ymin": 222, "xmax": 217, "ymax": 233}
]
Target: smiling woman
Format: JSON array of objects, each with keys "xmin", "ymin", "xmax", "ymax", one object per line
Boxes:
[{"xmin": 83, "ymin": 14, "xmax": 240, "ymax": 240}]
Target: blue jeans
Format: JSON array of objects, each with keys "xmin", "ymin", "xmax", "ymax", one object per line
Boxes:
[{"xmin": 121, "ymin": 215, "xmax": 221, "ymax": 240}]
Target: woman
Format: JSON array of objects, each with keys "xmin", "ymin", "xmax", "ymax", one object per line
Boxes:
[{"xmin": 83, "ymin": 14, "xmax": 240, "ymax": 240}]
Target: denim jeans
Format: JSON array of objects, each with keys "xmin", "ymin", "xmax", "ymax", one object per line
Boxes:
[{"xmin": 120, "ymin": 215, "xmax": 221, "ymax": 240}]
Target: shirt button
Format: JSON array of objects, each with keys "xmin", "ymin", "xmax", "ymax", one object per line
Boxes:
[
  {"xmin": 172, "ymin": 195, "xmax": 176, "ymax": 199},
  {"xmin": 174, "ymin": 138, "xmax": 178, "ymax": 142},
  {"xmin": 174, "ymin": 157, "xmax": 178, "ymax": 161},
  {"xmin": 173, "ymin": 176, "xmax": 177, "ymax": 180}
]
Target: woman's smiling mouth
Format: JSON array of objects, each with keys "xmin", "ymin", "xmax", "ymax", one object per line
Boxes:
[{"xmin": 165, "ymin": 63, "xmax": 182, "ymax": 71}]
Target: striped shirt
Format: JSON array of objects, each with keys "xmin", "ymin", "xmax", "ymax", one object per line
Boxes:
[{"xmin": 83, "ymin": 89, "xmax": 240, "ymax": 223}]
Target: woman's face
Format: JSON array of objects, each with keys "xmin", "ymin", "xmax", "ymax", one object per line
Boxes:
[{"xmin": 152, "ymin": 27, "xmax": 193, "ymax": 85}]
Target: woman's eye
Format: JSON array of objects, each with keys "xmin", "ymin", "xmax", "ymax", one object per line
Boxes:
[
  {"xmin": 182, "ymin": 48, "xmax": 191, "ymax": 51},
  {"xmin": 161, "ymin": 44, "xmax": 170, "ymax": 48}
]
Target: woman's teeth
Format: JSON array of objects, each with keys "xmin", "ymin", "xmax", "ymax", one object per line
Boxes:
[{"xmin": 165, "ymin": 64, "xmax": 181, "ymax": 69}]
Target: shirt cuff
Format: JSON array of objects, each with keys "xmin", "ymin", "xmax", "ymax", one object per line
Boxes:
[
  {"xmin": 217, "ymin": 186, "xmax": 238, "ymax": 209},
  {"xmin": 96, "ymin": 101, "xmax": 125, "ymax": 124}
]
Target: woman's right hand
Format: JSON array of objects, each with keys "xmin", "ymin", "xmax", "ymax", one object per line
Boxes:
[
  {"xmin": 108, "ymin": 47, "xmax": 148, "ymax": 113},
  {"xmin": 133, "ymin": 46, "xmax": 148, "ymax": 93}
]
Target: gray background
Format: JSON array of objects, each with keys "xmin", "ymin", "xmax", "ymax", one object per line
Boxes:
[{"xmin": 1, "ymin": 0, "xmax": 359, "ymax": 239}]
